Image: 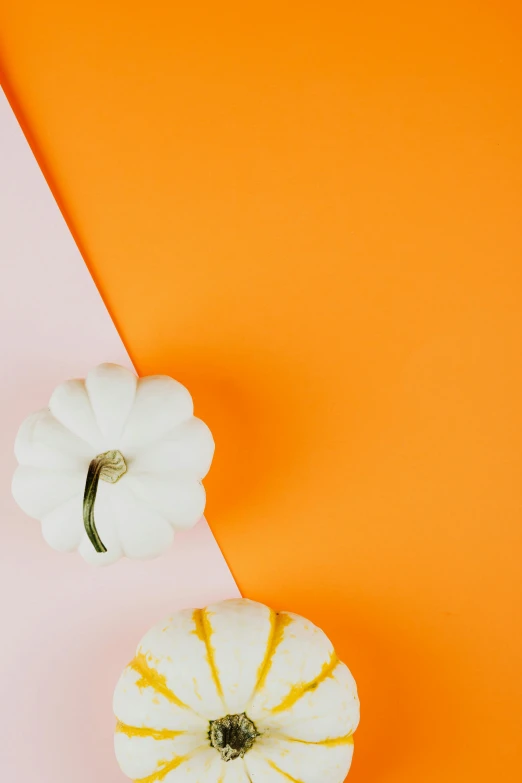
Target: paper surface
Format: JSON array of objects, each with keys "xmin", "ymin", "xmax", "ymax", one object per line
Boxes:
[{"xmin": 0, "ymin": 87, "xmax": 239, "ymax": 782}]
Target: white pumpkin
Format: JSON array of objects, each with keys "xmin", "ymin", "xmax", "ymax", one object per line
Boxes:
[
  {"xmin": 113, "ymin": 598, "xmax": 360, "ymax": 783},
  {"xmin": 12, "ymin": 363, "xmax": 214, "ymax": 565}
]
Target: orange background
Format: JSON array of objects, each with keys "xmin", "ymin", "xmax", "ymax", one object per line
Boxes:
[{"xmin": 1, "ymin": 2, "xmax": 522, "ymax": 781}]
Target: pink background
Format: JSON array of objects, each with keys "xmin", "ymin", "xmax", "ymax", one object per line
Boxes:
[{"xmin": 0, "ymin": 87, "xmax": 239, "ymax": 782}]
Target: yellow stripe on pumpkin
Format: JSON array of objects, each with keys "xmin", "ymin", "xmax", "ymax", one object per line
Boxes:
[
  {"xmin": 252, "ymin": 611, "xmax": 293, "ymax": 698},
  {"xmin": 115, "ymin": 721, "xmax": 185, "ymax": 741},
  {"xmin": 130, "ymin": 652, "xmax": 189, "ymax": 710},
  {"xmin": 270, "ymin": 650, "xmax": 339, "ymax": 714},
  {"xmin": 283, "ymin": 733, "xmax": 354, "ymax": 747},
  {"xmin": 134, "ymin": 753, "xmax": 189, "ymax": 783},
  {"xmin": 192, "ymin": 608, "xmax": 225, "ymax": 703},
  {"xmin": 267, "ymin": 760, "xmax": 305, "ymax": 783}
]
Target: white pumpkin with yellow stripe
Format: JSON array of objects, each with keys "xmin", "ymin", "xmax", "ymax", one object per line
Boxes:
[{"xmin": 114, "ymin": 598, "xmax": 360, "ymax": 783}]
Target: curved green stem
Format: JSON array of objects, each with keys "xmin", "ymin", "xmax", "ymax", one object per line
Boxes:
[{"xmin": 83, "ymin": 450, "xmax": 127, "ymax": 553}]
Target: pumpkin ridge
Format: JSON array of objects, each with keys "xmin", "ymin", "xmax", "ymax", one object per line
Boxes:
[
  {"xmin": 243, "ymin": 759, "xmax": 254, "ymax": 782},
  {"xmin": 49, "ymin": 378, "xmax": 104, "ymax": 448},
  {"xmin": 270, "ymin": 651, "xmax": 339, "ymax": 714},
  {"xmin": 267, "ymin": 759, "xmax": 305, "ymax": 783},
  {"xmin": 192, "ymin": 608, "xmax": 225, "ymax": 704},
  {"xmin": 115, "ymin": 721, "xmax": 185, "ymax": 741},
  {"xmin": 249, "ymin": 611, "xmax": 292, "ymax": 704},
  {"xmin": 130, "ymin": 652, "xmax": 190, "ymax": 710},
  {"xmin": 14, "ymin": 467, "xmax": 83, "ymax": 520}
]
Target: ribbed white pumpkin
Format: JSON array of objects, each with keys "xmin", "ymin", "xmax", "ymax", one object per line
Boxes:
[
  {"xmin": 12, "ymin": 363, "xmax": 214, "ymax": 565},
  {"xmin": 113, "ymin": 598, "xmax": 360, "ymax": 783}
]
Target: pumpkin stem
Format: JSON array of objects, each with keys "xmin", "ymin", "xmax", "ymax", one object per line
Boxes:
[
  {"xmin": 209, "ymin": 713, "xmax": 259, "ymax": 762},
  {"xmin": 83, "ymin": 450, "xmax": 127, "ymax": 553}
]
